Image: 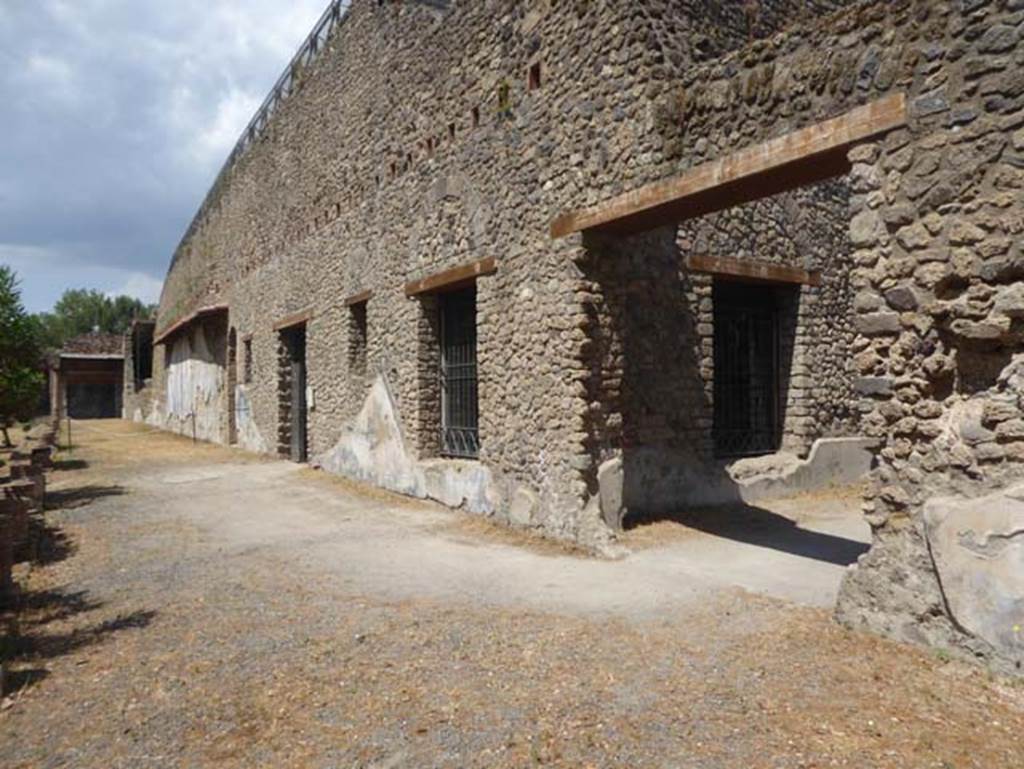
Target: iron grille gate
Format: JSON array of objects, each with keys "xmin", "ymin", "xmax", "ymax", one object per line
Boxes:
[
  {"xmin": 440, "ymin": 288, "xmax": 480, "ymax": 459},
  {"xmin": 713, "ymin": 282, "xmax": 781, "ymax": 458}
]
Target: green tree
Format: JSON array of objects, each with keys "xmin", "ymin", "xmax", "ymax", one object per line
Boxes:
[
  {"xmin": 33, "ymin": 289, "xmax": 156, "ymax": 350},
  {"xmin": 0, "ymin": 266, "xmax": 44, "ymax": 446}
]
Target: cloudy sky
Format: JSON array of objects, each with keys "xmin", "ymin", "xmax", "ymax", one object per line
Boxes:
[{"xmin": 0, "ymin": 0, "xmax": 327, "ymax": 313}]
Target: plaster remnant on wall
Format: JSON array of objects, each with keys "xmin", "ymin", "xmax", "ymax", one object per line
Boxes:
[
  {"xmin": 925, "ymin": 486, "xmax": 1024, "ymax": 666},
  {"xmin": 164, "ymin": 325, "xmax": 226, "ymax": 443},
  {"xmin": 315, "ymin": 375, "xmax": 496, "ymax": 515},
  {"xmin": 235, "ymin": 387, "xmax": 270, "ymax": 454}
]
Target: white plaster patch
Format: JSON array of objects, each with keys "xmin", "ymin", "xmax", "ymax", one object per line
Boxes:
[
  {"xmin": 316, "ymin": 375, "xmax": 494, "ymax": 514},
  {"xmin": 235, "ymin": 386, "xmax": 270, "ymax": 454},
  {"xmin": 165, "ymin": 325, "xmax": 226, "ymax": 443},
  {"xmin": 925, "ymin": 486, "xmax": 1024, "ymax": 663}
]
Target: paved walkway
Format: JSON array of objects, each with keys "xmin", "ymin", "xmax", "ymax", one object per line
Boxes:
[
  {"xmin": 135, "ymin": 455, "xmax": 870, "ymax": 614},
  {"xmin": 1, "ymin": 420, "xmax": 1020, "ymax": 769}
]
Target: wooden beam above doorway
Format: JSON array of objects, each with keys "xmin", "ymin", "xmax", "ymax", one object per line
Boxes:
[
  {"xmin": 685, "ymin": 254, "xmax": 821, "ymax": 287},
  {"xmin": 404, "ymin": 256, "xmax": 497, "ymax": 297},
  {"xmin": 153, "ymin": 304, "xmax": 228, "ymax": 345},
  {"xmin": 272, "ymin": 308, "xmax": 313, "ymax": 331},
  {"xmin": 344, "ymin": 290, "xmax": 373, "ymax": 306},
  {"xmin": 550, "ymin": 93, "xmax": 907, "ymax": 239}
]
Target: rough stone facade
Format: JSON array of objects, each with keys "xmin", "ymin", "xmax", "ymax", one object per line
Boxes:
[
  {"xmin": 146, "ymin": 0, "xmax": 858, "ymax": 539},
  {"xmin": 646, "ymin": 0, "xmax": 1024, "ymax": 672},
  {"xmin": 143, "ymin": 0, "xmax": 1024, "ymax": 672},
  {"xmin": 578, "ymin": 175, "xmax": 859, "ymax": 524}
]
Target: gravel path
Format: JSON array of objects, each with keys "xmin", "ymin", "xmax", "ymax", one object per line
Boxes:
[{"xmin": 1, "ymin": 420, "xmax": 1022, "ymax": 768}]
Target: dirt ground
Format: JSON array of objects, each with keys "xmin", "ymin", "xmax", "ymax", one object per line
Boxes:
[{"xmin": 1, "ymin": 420, "xmax": 1022, "ymax": 769}]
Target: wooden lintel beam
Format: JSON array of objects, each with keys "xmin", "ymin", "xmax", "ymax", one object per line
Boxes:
[
  {"xmin": 272, "ymin": 308, "xmax": 313, "ymax": 331},
  {"xmin": 153, "ymin": 304, "xmax": 228, "ymax": 345},
  {"xmin": 551, "ymin": 93, "xmax": 907, "ymax": 238},
  {"xmin": 685, "ymin": 254, "xmax": 821, "ymax": 286},
  {"xmin": 404, "ymin": 257, "xmax": 497, "ymax": 297},
  {"xmin": 344, "ymin": 290, "xmax": 373, "ymax": 306},
  {"xmin": 63, "ymin": 372, "xmax": 124, "ymax": 385}
]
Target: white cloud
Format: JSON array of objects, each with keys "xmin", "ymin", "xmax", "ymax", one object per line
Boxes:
[
  {"xmin": 198, "ymin": 87, "xmax": 263, "ymax": 159},
  {"xmin": 11, "ymin": 53, "xmax": 79, "ymax": 109},
  {"xmin": 110, "ymin": 272, "xmax": 164, "ymax": 305},
  {"xmin": 168, "ymin": 83, "xmax": 263, "ymax": 168},
  {"xmin": 0, "ymin": 243, "xmax": 163, "ymax": 312},
  {"xmin": 0, "ymin": 0, "xmax": 328, "ymax": 311}
]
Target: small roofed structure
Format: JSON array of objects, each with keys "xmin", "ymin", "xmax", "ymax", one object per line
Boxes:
[{"xmin": 49, "ymin": 332, "xmax": 125, "ymax": 420}]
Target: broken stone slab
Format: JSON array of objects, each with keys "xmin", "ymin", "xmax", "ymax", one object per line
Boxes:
[
  {"xmin": 924, "ymin": 485, "xmax": 1024, "ymax": 666},
  {"xmin": 420, "ymin": 459, "xmax": 493, "ymax": 515},
  {"xmin": 598, "ymin": 438, "xmax": 877, "ymax": 531},
  {"xmin": 598, "ymin": 457, "xmax": 625, "ymax": 530},
  {"xmin": 730, "ymin": 437, "xmax": 878, "ymax": 504},
  {"xmin": 728, "ymin": 451, "xmax": 802, "ymax": 482}
]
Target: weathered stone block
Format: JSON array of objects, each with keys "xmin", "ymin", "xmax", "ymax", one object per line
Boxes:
[
  {"xmin": 884, "ymin": 286, "xmax": 919, "ymax": 311},
  {"xmin": 850, "ymin": 209, "xmax": 884, "ymax": 247},
  {"xmin": 856, "ymin": 312, "xmax": 901, "ymax": 336},
  {"xmin": 509, "ymin": 487, "xmax": 538, "ymax": 528},
  {"xmin": 925, "ymin": 487, "xmax": 1024, "ymax": 665},
  {"xmin": 995, "ymin": 419, "xmax": 1024, "ymax": 442},
  {"xmin": 854, "ymin": 376, "xmax": 893, "ymax": 396},
  {"xmin": 977, "ymin": 24, "xmax": 1021, "ymax": 55},
  {"xmin": 950, "ymin": 317, "xmax": 1011, "ymax": 341},
  {"xmin": 948, "ymin": 220, "xmax": 987, "ymax": 245},
  {"xmin": 994, "ymin": 283, "xmax": 1024, "ymax": 318}
]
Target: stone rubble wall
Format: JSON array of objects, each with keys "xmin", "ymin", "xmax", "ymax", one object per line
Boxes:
[
  {"xmin": 152, "ymin": 0, "xmax": 841, "ymax": 546},
  {"xmin": 649, "ymin": 0, "xmax": 1024, "ymax": 671},
  {"xmin": 143, "ymin": 0, "xmax": 1024, "ymax": 670},
  {"xmin": 576, "ymin": 172, "xmax": 860, "ymax": 524}
]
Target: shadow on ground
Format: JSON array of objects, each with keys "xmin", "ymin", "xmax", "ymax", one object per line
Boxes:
[
  {"xmin": 1, "ymin": 589, "xmax": 155, "ymax": 696},
  {"xmin": 15, "ymin": 589, "xmax": 101, "ymax": 628},
  {"xmin": 6, "ymin": 607, "xmax": 156, "ymax": 663},
  {"xmin": 625, "ymin": 504, "xmax": 870, "ymax": 567},
  {"xmin": 45, "ymin": 485, "xmax": 125, "ymax": 511},
  {"xmin": 52, "ymin": 459, "xmax": 89, "ymax": 472},
  {"xmin": 2, "ymin": 667, "xmax": 49, "ymax": 694},
  {"xmin": 18, "ymin": 520, "xmax": 76, "ymax": 566}
]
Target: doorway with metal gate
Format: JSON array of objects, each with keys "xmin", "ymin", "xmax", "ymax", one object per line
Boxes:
[
  {"xmin": 439, "ymin": 286, "xmax": 479, "ymax": 459},
  {"xmin": 713, "ymin": 280, "xmax": 794, "ymax": 458},
  {"xmin": 279, "ymin": 325, "xmax": 308, "ymax": 463}
]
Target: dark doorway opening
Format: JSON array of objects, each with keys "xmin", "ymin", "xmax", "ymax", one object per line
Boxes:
[
  {"xmin": 439, "ymin": 287, "xmax": 479, "ymax": 459},
  {"xmin": 713, "ymin": 280, "xmax": 791, "ymax": 458},
  {"xmin": 280, "ymin": 325, "xmax": 308, "ymax": 463},
  {"xmin": 227, "ymin": 328, "xmax": 238, "ymax": 445},
  {"xmin": 67, "ymin": 383, "xmax": 119, "ymax": 419}
]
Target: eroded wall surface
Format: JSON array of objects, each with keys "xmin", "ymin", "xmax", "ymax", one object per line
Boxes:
[
  {"xmin": 652, "ymin": 0, "xmax": 1024, "ymax": 671},
  {"xmin": 577, "ymin": 173, "xmax": 860, "ymax": 522},
  {"xmin": 161, "ymin": 320, "xmax": 228, "ymax": 444},
  {"xmin": 152, "ymin": 0, "xmax": 840, "ymax": 545}
]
